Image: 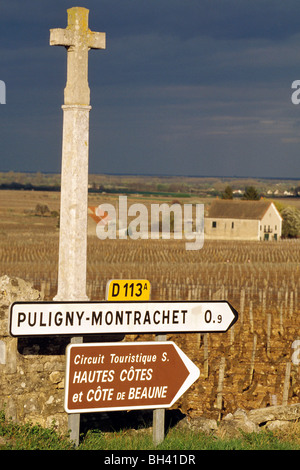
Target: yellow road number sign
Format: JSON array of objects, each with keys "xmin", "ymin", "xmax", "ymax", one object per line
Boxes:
[{"xmin": 106, "ymin": 279, "xmax": 151, "ymax": 301}]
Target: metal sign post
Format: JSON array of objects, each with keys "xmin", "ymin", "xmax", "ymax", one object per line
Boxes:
[
  {"xmin": 106, "ymin": 279, "xmax": 166, "ymax": 444},
  {"xmin": 153, "ymin": 333, "xmax": 167, "ymax": 446}
]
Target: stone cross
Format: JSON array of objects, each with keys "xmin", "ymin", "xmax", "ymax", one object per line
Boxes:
[{"xmin": 50, "ymin": 7, "xmax": 105, "ymax": 301}]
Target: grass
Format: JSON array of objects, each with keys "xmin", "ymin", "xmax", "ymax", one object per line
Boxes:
[
  {"xmin": 78, "ymin": 426, "xmax": 300, "ymax": 451},
  {"xmin": 1, "ymin": 409, "xmax": 299, "ymax": 450},
  {"xmin": 0, "ymin": 408, "xmax": 73, "ymax": 450}
]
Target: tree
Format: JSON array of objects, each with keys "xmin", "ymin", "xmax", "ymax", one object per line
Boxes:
[
  {"xmin": 281, "ymin": 206, "xmax": 300, "ymax": 238},
  {"xmin": 222, "ymin": 185, "xmax": 233, "ymax": 199},
  {"xmin": 293, "ymin": 186, "xmax": 300, "ymax": 197},
  {"xmin": 35, "ymin": 204, "xmax": 50, "ymax": 216},
  {"xmin": 242, "ymin": 186, "xmax": 260, "ymax": 200}
]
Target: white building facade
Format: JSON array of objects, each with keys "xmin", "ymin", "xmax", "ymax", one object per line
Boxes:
[{"xmin": 205, "ymin": 200, "xmax": 282, "ymax": 241}]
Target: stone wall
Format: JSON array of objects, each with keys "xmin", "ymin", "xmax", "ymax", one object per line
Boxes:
[
  {"xmin": 178, "ymin": 404, "xmax": 300, "ymax": 438},
  {"xmin": 1, "ymin": 275, "xmax": 299, "ymax": 434},
  {"xmin": 205, "ymin": 217, "xmax": 259, "ymax": 241},
  {"xmin": 0, "ymin": 275, "xmax": 68, "ymax": 431}
]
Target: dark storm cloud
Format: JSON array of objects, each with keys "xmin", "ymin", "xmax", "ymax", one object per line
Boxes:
[
  {"xmin": 1, "ymin": 0, "xmax": 300, "ymax": 177},
  {"xmin": 95, "ymin": 0, "xmax": 300, "ymax": 42}
]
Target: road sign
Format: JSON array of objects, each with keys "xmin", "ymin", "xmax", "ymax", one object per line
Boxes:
[
  {"xmin": 9, "ymin": 300, "xmax": 238, "ymax": 337},
  {"xmin": 106, "ymin": 279, "xmax": 151, "ymax": 301},
  {"xmin": 64, "ymin": 341, "xmax": 200, "ymax": 413}
]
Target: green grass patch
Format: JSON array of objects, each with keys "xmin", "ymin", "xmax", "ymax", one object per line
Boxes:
[
  {"xmin": 78, "ymin": 426, "xmax": 300, "ymax": 451},
  {"xmin": 1, "ymin": 408, "xmax": 299, "ymax": 450},
  {"xmin": 0, "ymin": 408, "xmax": 73, "ymax": 450}
]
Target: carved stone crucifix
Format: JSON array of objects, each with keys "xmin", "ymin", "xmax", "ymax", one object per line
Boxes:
[{"xmin": 50, "ymin": 8, "xmax": 105, "ymax": 302}]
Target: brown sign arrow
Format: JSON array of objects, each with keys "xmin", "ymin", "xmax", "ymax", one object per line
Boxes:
[{"xmin": 64, "ymin": 341, "xmax": 200, "ymax": 413}]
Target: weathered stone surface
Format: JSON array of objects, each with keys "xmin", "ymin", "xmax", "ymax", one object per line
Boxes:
[
  {"xmin": 0, "ymin": 275, "xmax": 42, "ymax": 305},
  {"xmin": 217, "ymin": 408, "xmax": 259, "ymax": 438},
  {"xmin": 248, "ymin": 404, "xmax": 300, "ymax": 425},
  {"xmin": 50, "ymin": 7, "xmax": 105, "ymax": 106},
  {"xmin": 0, "ymin": 276, "xmax": 68, "ymax": 431},
  {"xmin": 265, "ymin": 420, "xmax": 293, "ymax": 431},
  {"xmin": 174, "ymin": 404, "xmax": 300, "ymax": 439},
  {"xmin": 176, "ymin": 416, "xmax": 218, "ymax": 434},
  {"xmin": 50, "ymin": 8, "xmax": 105, "ymax": 302},
  {"xmin": 0, "ymin": 275, "xmax": 42, "ymax": 336},
  {"xmin": 180, "ymin": 405, "xmax": 300, "ymax": 438}
]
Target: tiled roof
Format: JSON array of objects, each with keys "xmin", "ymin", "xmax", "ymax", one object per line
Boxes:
[{"xmin": 207, "ymin": 200, "xmax": 274, "ymax": 220}]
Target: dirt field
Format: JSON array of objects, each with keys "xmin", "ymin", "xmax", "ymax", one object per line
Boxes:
[{"xmin": 0, "ymin": 189, "xmax": 299, "ymax": 419}]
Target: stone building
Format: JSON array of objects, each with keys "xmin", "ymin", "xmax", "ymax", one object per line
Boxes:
[{"xmin": 205, "ymin": 200, "xmax": 282, "ymax": 241}]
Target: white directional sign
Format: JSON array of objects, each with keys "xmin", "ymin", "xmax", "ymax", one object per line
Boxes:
[{"xmin": 9, "ymin": 300, "xmax": 238, "ymax": 337}]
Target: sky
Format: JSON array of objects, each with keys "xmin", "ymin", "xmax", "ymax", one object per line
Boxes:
[{"xmin": 1, "ymin": 0, "xmax": 300, "ymax": 178}]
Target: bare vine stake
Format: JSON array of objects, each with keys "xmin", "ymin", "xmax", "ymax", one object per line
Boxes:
[
  {"xmin": 285, "ymin": 290, "xmax": 288, "ymax": 311},
  {"xmin": 282, "ymin": 362, "xmax": 291, "ymax": 406},
  {"xmin": 289, "ymin": 291, "xmax": 294, "ymax": 318},
  {"xmin": 267, "ymin": 313, "xmax": 271, "ymax": 356},
  {"xmin": 262, "ymin": 289, "xmax": 266, "ymax": 317},
  {"xmin": 240, "ymin": 288, "xmax": 245, "ymax": 325},
  {"xmin": 216, "ymin": 357, "xmax": 226, "ymax": 420},
  {"xmin": 279, "ymin": 304, "xmax": 283, "ymax": 336},
  {"xmin": 249, "ymin": 300, "xmax": 254, "ymax": 334},
  {"xmin": 230, "ymin": 326, "xmax": 235, "ymax": 349},
  {"xmin": 249, "ymin": 334, "xmax": 257, "ymax": 386},
  {"xmin": 203, "ymin": 334, "xmax": 209, "ymax": 378}
]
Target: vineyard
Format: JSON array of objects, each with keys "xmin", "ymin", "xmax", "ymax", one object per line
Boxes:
[{"xmin": 0, "ymin": 190, "xmax": 299, "ymax": 420}]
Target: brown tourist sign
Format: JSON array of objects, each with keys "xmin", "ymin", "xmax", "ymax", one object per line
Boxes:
[{"xmin": 64, "ymin": 341, "xmax": 200, "ymax": 413}]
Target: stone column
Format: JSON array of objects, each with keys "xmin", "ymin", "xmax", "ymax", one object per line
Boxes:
[
  {"xmin": 50, "ymin": 7, "xmax": 105, "ymax": 302},
  {"xmin": 54, "ymin": 104, "xmax": 91, "ymax": 301}
]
